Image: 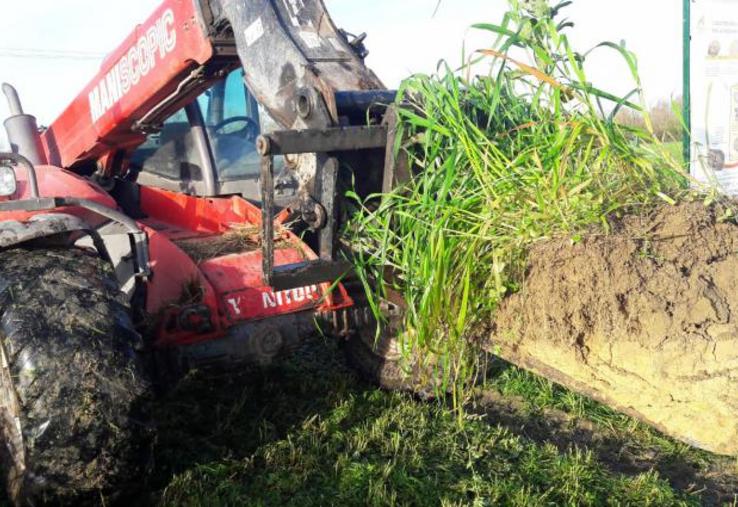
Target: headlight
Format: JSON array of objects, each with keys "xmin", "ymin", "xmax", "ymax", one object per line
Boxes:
[{"xmin": 0, "ymin": 166, "xmax": 16, "ymax": 197}]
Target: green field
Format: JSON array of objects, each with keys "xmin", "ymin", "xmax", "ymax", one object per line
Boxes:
[{"xmin": 142, "ymin": 336, "xmax": 737, "ymax": 507}]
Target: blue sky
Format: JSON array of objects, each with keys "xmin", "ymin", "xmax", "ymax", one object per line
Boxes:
[{"xmin": 0, "ymin": 0, "xmax": 682, "ymax": 146}]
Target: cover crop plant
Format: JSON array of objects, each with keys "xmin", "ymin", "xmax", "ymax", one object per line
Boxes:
[{"xmin": 347, "ymin": 0, "xmax": 688, "ymax": 401}]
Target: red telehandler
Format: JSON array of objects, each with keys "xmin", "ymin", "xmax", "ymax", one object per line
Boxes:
[{"xmin": 0, "ymin": 0, "xmax": 406, "ymax": 503}]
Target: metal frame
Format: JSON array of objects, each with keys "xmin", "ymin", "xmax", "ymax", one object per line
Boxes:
[
  {"xmin": 184, "ymin": 101, "xmax": 219, "ymax": 196},
  {"xmin": 257, "ymin": 126, "xmax": 388, "ymax": 290},
  {"xmin": 135, "ymin": 101, "xmax": 219, "ymax": 197}
]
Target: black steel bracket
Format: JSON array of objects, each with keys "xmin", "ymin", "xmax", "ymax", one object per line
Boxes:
[{"xmin": 257, "ymin": 125, "xmax": 388, "ymax": 289}]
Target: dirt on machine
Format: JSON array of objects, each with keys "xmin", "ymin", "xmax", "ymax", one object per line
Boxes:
[{"xmin": 0, "ymin": 0, "xmax": 735, "ymax": 505}]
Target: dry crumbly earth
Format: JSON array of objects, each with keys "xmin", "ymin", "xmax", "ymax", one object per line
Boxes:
[{"xmin": 493, "ymin": 201, "xmax": 738, "ymax": 457}]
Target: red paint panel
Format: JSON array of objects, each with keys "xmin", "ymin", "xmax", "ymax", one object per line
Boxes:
[
  {"xmin": 0, "ymin": 165, "xmax": 117, "ymax": 224},
  {"xmin": 221, "ymin": 284, "xmax": 324, "ymax": 321},
  {"xmin": 199, "ymin": 248, "xmax": 319, "ymax": 321},
  {"xmin": 199, "ymin": 249, "xmax": 304, "ymax": 292},
  {"xmin": 6, "ymin": 165, "xmax": 115, "ymax": 205},
  {"xmin": 199, "ymin": 248, "xmax": 354, "ymax": 322},
  {"xmin": 41, "ymin": 0, "xmax": 213, "ymax": 168},
  {"xmin": 143, "ymin": 224, "xmax": 220, "ymax": 316},
  {"xmin": 140, "ymin": 186, "xmax": 262, "ymax": 233},
  {"xmin": 139, "ymin": 188, "xmax": 354, "ymax": 344},
  {"xmin": 200, "ymin": 249, "xmax": 316, "ymax": 321}
]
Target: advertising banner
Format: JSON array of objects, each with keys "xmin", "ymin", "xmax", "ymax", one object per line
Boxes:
[{"xmin": 689, "ymin": 0, "xmax": 738, "ymax": 193}]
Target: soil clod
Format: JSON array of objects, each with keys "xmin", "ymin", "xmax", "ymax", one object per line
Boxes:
[{"xmin": 492, "ymin": 202, "xmax": 738, "ymax": 456}]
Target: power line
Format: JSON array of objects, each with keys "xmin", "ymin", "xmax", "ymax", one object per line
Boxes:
[{"xmin": 0, "ymin": 47, "xmax": 105, "ymax": 61}]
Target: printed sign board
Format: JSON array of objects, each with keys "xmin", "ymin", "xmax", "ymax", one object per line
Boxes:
[{"xmin": 689, "ymin": 0, "xmax": 738, "ymax": 193}]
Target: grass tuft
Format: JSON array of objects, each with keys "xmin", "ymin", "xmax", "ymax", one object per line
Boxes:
[{"xmin": 347, "ymin": 0, "xmax": 688, "ymax": 398}]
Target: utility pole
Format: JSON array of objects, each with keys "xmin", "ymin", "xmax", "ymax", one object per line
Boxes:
[{"xmin": 683, "ymin": 0, "xmax": 691, "ymax": 166}]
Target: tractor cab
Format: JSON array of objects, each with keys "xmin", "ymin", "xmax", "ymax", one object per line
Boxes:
[{"xmin": 130, "ymin": 69, "xmax": 295, "ymax": 204}]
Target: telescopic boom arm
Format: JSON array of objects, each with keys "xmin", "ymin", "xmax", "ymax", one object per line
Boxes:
[
  {"xmin": 41, "ymin": 0, "xmax": 384, "ymax": 174},
  {"xmin": 41, "ymin": 0, "xmax": 395, "ymax": 289}
]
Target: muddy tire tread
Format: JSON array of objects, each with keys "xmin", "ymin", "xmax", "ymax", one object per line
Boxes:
[{"xmin": 0, "ymin": 248, "xmax": 153, "ymax": 505}]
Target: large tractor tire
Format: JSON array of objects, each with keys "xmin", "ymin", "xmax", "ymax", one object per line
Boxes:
[{"xmin": 0, "ymin": 248, "xmax": 153, "ymax": 505}]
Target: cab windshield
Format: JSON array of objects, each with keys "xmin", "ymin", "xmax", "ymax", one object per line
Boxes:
[
  {"xmin": 130, "ymin": 70, "xmax": 285, "ymax": 196},
  {"xmin": 197, "ymin": 70, "xmax": 262, "ymax": 181}
]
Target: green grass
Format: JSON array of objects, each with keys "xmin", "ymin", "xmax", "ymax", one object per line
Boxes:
[
  {"xmin": 144, "ymin": 337, "xmax": 735, "ymax": 507},
  {"xmin": 663, "ymin": 141, "xmax": 686, "ymax": 166},
  {"xmin": 346, "ymin": 0, "xmax": 688, "ymax": 397}
]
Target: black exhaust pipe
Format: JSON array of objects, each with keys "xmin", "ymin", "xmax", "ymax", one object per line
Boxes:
[{"xmin": 2, "ymin": 83, "xmax": 46, "ymax": 166}]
